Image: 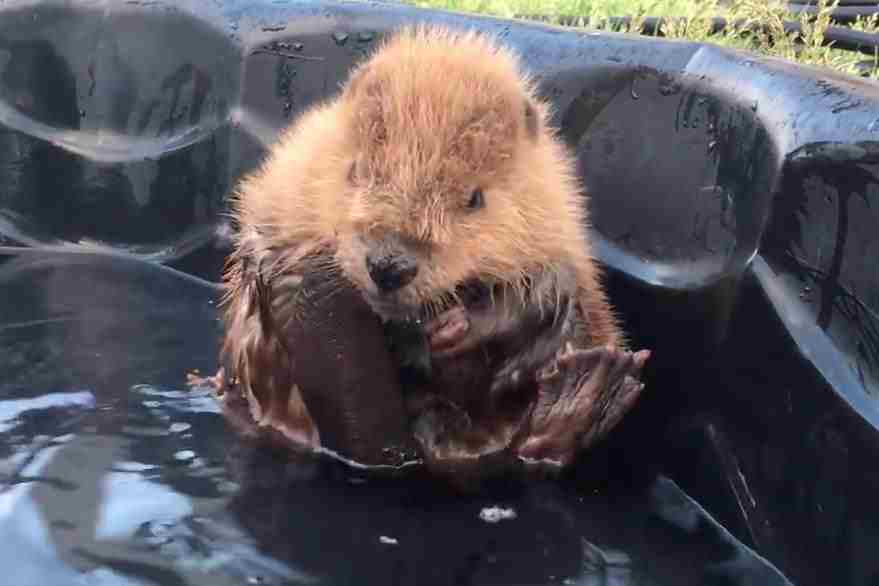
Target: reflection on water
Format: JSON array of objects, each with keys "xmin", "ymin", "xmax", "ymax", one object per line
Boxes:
[{"xmin": 0, "ymin": 250, "xmax": 793, "ymax": 586}]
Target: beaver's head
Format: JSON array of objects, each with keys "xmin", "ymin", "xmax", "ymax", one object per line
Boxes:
[{"xmin": 331, "ymin": 26, "xmax": 586, "ymax": 322}]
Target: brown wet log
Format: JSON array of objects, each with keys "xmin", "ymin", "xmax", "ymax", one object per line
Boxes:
[
  {"xmin": 215, "ymin": 261, "xmax": 423, "ymax": 471},
  {"xmin": 279, "ymin": 270, "xmax": 422, "ymax": 468}
]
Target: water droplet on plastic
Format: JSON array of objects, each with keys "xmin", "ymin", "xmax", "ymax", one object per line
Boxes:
[
  {"xmin": 174, "ymin": 450, "xmax": 196, "ymax": 462},
  {"xmin": 658, "ymin": 78, "xmax": 680, "ymax": 96},
  {"xmin": 869, "ymin": 117, "xmax": 879, "ymax": 132},
  {"xmin": 332, "ymin": 32, "xmax": 349, "ymax": 46},
  {"xmin": 707, "ymin": 140, "xmax": 717, "ymax": 154},
  {"xmin": 751, "ymin": 101, "xmax": 758, "ymax": 112},
  {"xmin": 630, "ymin": 79, "xmax": 639, "ymax": 100},
  {"xmin": 358, "ymin": 32, "xmax": 374, "ymax": 43},
  {"xmin": 479, "ymin": 506, "xmax": 517, "ymax": 523}
]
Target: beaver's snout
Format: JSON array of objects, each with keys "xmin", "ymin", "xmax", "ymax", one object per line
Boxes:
[{"xmin": 366, "ymin": 247, "xmax": 419, "ymax": 293}]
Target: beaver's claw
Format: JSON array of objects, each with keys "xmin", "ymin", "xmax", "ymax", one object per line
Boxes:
[{"xmin": 513, "ymin": 345, "xmax": 650, "ymax": 468}]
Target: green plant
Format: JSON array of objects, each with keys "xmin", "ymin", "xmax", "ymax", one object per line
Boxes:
[{"xmin": 403, "ymin": 0, "xmax": 879, "ymax": 79}]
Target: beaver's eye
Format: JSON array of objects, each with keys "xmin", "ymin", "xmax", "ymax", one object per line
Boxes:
[{"xmin": 467, "ymin": 187, "xmax": 485, "ymax": 210}]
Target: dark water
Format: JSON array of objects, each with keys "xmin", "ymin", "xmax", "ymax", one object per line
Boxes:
[{"xmin": 0, "ymin": 250, "xmax": 793, "ymax": 586}]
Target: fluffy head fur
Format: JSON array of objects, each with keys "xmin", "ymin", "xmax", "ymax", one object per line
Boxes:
[
  {"xmin": 224, "ymin": 24, "xmax": 621, "ymax": 352},
  {"xmin": 230, "ymin": 26, "xmax": 600, "ymax": 315}
]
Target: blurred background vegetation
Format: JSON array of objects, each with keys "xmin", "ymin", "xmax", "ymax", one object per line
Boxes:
[{"xmin": 402, "ymin": 0, "xmax": 879, "ymax": 79}]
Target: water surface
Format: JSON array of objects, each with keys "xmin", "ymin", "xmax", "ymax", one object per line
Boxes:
[{"xmin": 0, "ymin": 250, "xmax": 793, "ymax": 586}]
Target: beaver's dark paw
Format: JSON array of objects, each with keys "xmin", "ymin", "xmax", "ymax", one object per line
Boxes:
[
  {"xmin": 513, "ymin": 344, "xmax": 650, "ymax": 468},
  {"xmin": 487, "ymin": 324, "xmax": 573, "ymax": 401}
]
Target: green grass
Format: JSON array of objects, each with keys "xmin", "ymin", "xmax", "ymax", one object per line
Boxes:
[{"xmin": 402, "ymin": 0, "xmax": 879, "ymax": 80}]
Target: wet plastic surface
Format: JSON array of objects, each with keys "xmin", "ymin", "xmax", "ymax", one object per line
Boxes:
[{"xmin": 1, "ymin": 1, "xmax": 879, "ymax": 584}]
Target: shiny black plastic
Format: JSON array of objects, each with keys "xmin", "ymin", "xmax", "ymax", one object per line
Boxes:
[{"xmin": 1, "ymin": 1, "xmax": 878, "ymax": 584}]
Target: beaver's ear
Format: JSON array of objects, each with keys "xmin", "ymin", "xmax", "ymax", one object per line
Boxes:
[{"xmin": 523, "ymin": 98, "xmax": 539, "ymax": 141}]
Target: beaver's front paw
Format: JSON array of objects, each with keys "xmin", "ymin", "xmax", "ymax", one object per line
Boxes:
[
  {"xmin": 423, "ymin": 302, "xmax": 527, "ymax": 359},
  {"xmin": 513, "ymin": 345, "xmax": 650, "ymax": 468},
  {"xmin": 424, "ymin": 306, "xmax": 471, "ymax": 356}
]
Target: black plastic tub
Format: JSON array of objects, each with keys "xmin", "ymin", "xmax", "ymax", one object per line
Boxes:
[{"xmin": 1, "ymin": 1, "xmax": 878, "ymax": 585}]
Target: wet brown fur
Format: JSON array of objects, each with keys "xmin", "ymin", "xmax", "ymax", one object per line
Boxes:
[{"xmin": 219, "ymin": 25, "xmax": 624, "ymax": 447}]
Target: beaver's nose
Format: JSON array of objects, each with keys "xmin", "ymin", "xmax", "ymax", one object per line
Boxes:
[{"xmin": 366, "ymin": 252, "xmax": 418, "ymax": 293}]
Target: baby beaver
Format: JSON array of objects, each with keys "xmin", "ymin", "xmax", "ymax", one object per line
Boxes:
[{"xmin": 216, "ymin": 25, "xmax": 651, "ymax": 487}]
